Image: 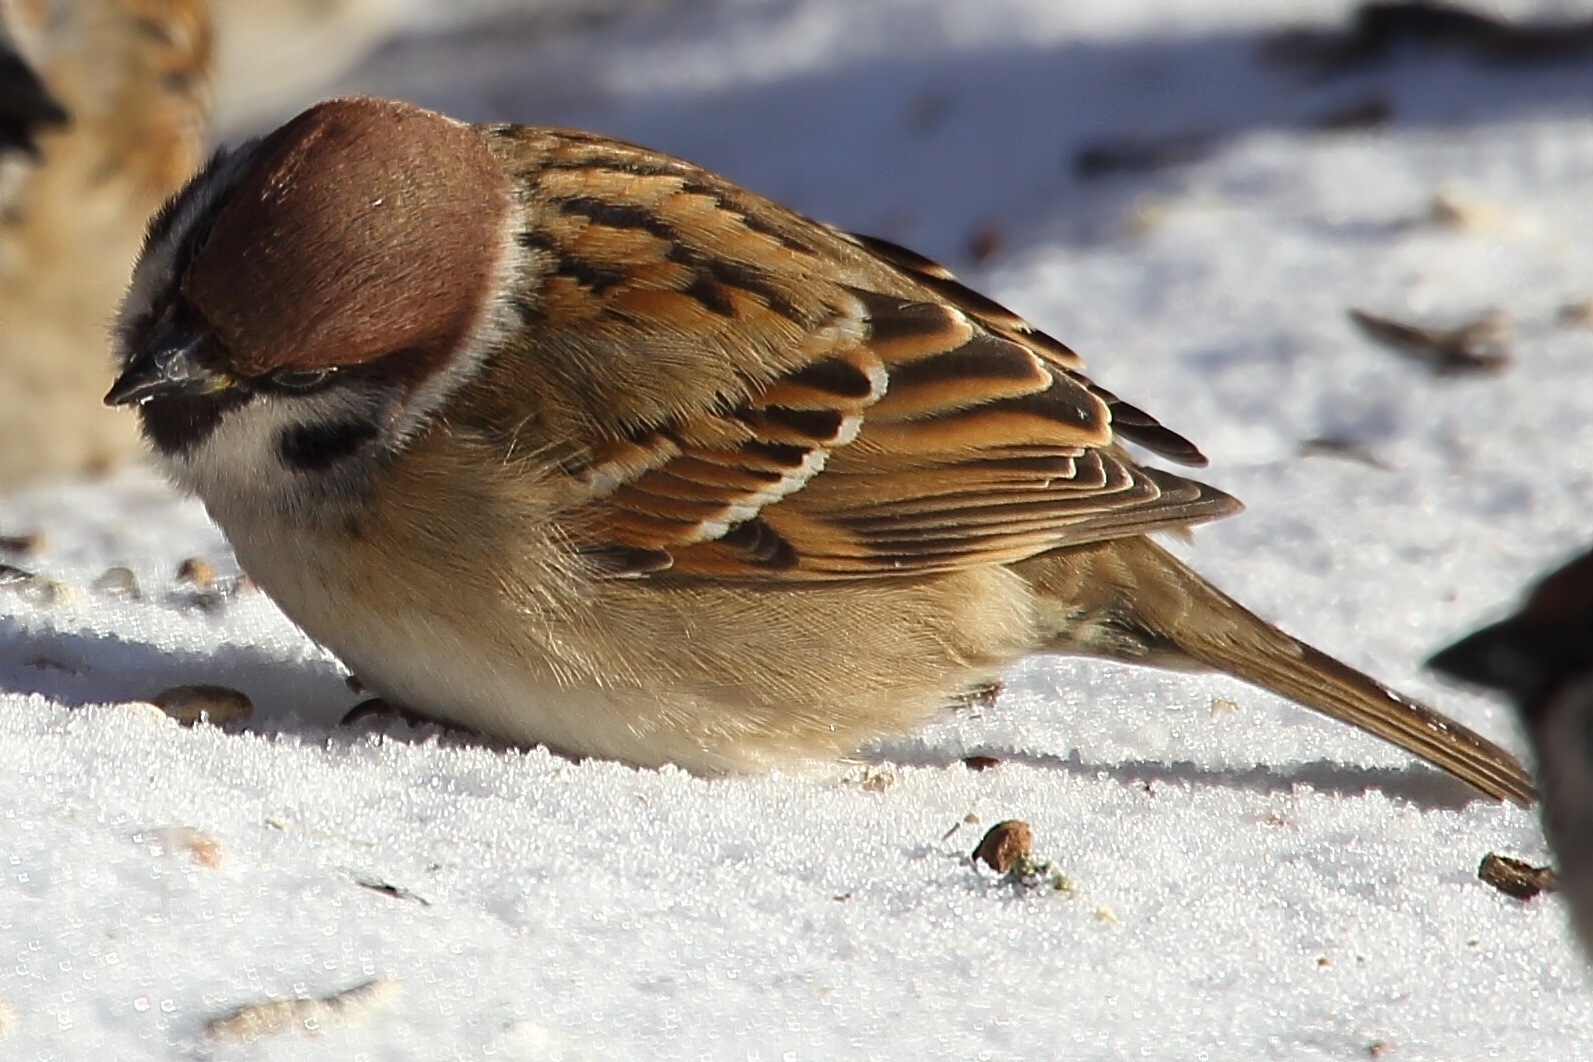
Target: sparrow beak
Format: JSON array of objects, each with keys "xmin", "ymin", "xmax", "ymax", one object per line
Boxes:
[
  {"xmin": 105, "ymin": 316, "xmax": 233, "ymax": 406},
  {"xmin": 1427, "ymin": 624, "xmax": 1527, "ymax": 694}
]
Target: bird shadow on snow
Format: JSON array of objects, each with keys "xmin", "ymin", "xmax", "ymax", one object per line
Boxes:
[
  {"xmin": 348, "ymin": 1, "xmax": 1593, "ymax": 266},
  {"xmin": 0, "ymin": 612, "xmax": 1482, "ymax": 808},
  {"xmin": 0, "ymin": 614, "xmax": 356, "ymax": 728},
  {"xmin": 869, "ymin": 742, "xmax": 1484, "ymax": 811}
]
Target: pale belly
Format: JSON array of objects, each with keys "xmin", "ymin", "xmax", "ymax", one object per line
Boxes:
[{"xmin": 225, "ymin": 521, "xmax": 1033, "ymax": 773}]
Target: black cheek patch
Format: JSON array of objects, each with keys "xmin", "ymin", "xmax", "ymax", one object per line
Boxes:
[
  {"xmin": 277, "ymin": 419, "xmax": 379, "ymax": 472},
  {"xmin": 141, "ymin": 391, "xmax": 249, "ymax": 457}
]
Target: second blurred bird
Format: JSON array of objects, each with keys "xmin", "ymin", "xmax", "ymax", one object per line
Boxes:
[
  {"xmin": 0, "ymin": 0, "xmax": 211, "ymax": 485},
  {"xmin": 0, "ymin": 0, "xmax": 434, "ymax": 488}
]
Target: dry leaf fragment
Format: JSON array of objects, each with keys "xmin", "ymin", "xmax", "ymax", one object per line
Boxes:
[
  {"xmin": 1347, "ymin": 308, "xmax": 1510, "ymax": 376},
  {"xmin": 1478, "ymin": 852, "xmax": 1559, "ymax": 900},
  {"xmin": 860, "ymin": 768, "xmax": 896, "ymax": 793},
  {"xmin": 204, "ymin": 979, "xmax": 400, "ymax": 1041}
]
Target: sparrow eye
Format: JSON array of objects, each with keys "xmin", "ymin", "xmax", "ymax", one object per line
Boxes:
[{"xmin": 267, "ymin": 367, "xmax": 338, "ymax": 393}]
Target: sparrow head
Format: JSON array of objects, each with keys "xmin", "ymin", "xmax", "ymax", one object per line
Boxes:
[{"xmin": 108, "ymin": 96, "xmax": 519, "ymax": 520}]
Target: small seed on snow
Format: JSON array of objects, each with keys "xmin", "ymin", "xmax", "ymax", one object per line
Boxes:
[
  {"xmin": 972, "ymin": 820, "xmax": 1033, "ymax": 874},
  {"xmin": 138, "ymin": 826, "xmax": 223, "ymax": 869},
  {"xmin": 151, "ymin": 685, "xmax": 253, "ymax": 727},
  {"xmin": 177, "ymin": 557, "xmax": 216, "ymax": 590},
  {"xmin": 92, "ymin": 567, "xmax": 141, "ymax": 599}
]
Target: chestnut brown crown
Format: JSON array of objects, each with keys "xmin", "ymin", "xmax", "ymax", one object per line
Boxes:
[{"xmin": 181, "ymin": 96, "xmax": 512, "ymax": 378}]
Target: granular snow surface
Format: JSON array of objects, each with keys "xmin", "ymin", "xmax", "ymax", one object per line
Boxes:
[{"xmin": 1, "ymin": 0, "xmax": 1591, "ymax": 1057}]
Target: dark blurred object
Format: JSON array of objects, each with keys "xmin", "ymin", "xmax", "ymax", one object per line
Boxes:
[
  {"xmin": 1431, "ymin": 548, "xmax": 1593, "ymax": 955},
  {"xmin": 1073, "ymin": 133, "xmax": 1216, "ymax": 180},
  {"xmin": 1312, "ymin": 97, "xmax": 1392, "ymax": 131},
  {"xmin": 1558, "ymin": 299, "xmax": 1593, "ymax": 328},
  {"xmin": 1347, "ymin": 308, "xmax": 1510, "ymax": 376},
  {"xmin": 965, "ymin": 223, "xmax": 1004, "ymax": 264},
  {"xmin": 1073, "ymin": 97, "xmax": 1392, "ymax": 183},
  {"xmin": 0, "ymin": 44, "xmax": 67, "ymax": 159},
  {"xmin": 1267, "ymin": 2, "xmax": 1593, "ymax": 74},
  {"xmin": 1431, "ymin": 550, "xmax": 1593, "ymax": 727}
]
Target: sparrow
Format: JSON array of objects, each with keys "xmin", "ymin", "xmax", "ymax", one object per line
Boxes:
[
  {"xmin": 0, "ymin": 0, "xmax": 211, "ymax": 485},
  {"xmin": 1431, "ymin": 549, "xmax": 1593, "ymax": 945},
  {"xmin": 106, "ymin": 95, "xmax": 1536, "ymax": 806}
]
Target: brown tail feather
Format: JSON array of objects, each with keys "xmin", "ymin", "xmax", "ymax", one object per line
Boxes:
[{"xmin": 1020, "ymin": 538, "xmax": 1538, "ymax": 807}]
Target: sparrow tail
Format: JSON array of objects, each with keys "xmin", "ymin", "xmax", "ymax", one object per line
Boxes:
[{"xmin": 1022, "ymin": 537, "xmax": 1538, "ymax": 807}]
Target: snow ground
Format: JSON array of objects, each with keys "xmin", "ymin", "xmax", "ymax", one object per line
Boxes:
[{"xmin": 3, "ymin": 0, "xmax": 1593, "ymax": 1057}]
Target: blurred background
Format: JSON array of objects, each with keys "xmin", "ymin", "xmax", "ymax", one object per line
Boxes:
[
  {"xmin": 0, "ymin": 5, "xmax": 1591, "ymax": 1056},
  {"xmin": 3, "ymin": 0, "xmax": 1590, "ymax": 490}
]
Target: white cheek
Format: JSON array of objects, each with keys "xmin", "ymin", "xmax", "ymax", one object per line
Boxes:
[{"xmin": 165, "ymin": 388, "xmax": 385, "ymax": 527}]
